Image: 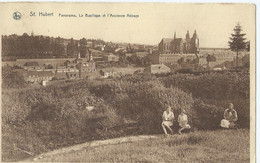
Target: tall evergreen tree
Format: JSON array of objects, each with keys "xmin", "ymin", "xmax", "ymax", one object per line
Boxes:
[{"xmin": 228, "ymin": 23, "xmax": 247, "ymax": 70}]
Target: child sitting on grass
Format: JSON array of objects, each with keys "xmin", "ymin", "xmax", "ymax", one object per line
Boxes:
[{"xmin": 178, "ymin": 110, "xmax": 191, "ymax": 135}]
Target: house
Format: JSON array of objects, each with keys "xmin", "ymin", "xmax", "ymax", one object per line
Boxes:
[
  {"xmin": 93, "ymin": 57, "xmax": 105, "ymax": 64},
  {"xmin": 125, "ymin": 53, "xmax": 134, "ymax": 57},
  {"xmin": 115, "ymin": 47, "xmax": 125, "ymax": 53},
  {"xmin": 53, "ymin": 51, "xmax": 96, "ymax": 79},
  {"xmin": 23, "ymin": 71, "xmax": 54, "ymax": 83},
  {"xmin": 103, "ymin": 54, "xmax": 119, "ymax": 62},
  {"xmin": 143, "ymin": 64, "xmax": 171, "ymax": 74},
  {"xmin": 94, "ymin": 45, "xmax": 105, "ymax": 51},
  {"xmin": 104, "ymin": 43, "xmax": 117, "ymax": 53},
  {"xmin": 136, "ymin": 52, "xmax": 148, "ymax": 58},
  {"xmin": 100, "ymin": 68, "xmax": 118, "ymax": 78},
  {"xmin": 87, "ymin": 41, "xmax": 93, "ymax": 48},
  {"xmin": 149, "ymin": 53, "xmax": 181, "ymax": 65},
  {"xmin": 23, "ymin": 62, "xmax": 41, "ymax": 70}
]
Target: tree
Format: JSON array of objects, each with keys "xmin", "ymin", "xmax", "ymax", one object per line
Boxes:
[
  {"xmin": 228, "ymin": 23, "xmax": 247, "ymax": 71},
  {"xmin": 67, "ymin": 38, "xmax": 75, "ymax": 56},
  {"xmin": 177, "ymin": 57, "xmax": 185, "ymax": 66},
  {"xmin": 79, "ymin": 38, "xmax": 87, "ymax": 58},
  {"xmin": 246, "ymin": 41, "xmax": 250, "ymax": 52},
  {"xmin": 2, "ymin": 66, "xmax": 27, "ymax": 89}
]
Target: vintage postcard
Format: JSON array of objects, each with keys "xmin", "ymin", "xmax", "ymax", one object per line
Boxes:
[{"xmin": 0, "ymin": 2, "xmax": 255, "ymax": 162}]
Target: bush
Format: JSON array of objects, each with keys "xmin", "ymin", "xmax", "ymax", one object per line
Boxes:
[
  {"xmin": 192, "ymin": 99, "xmax": 223, "ymax": 130},
  {"xmin": 162, "ymin": 71, "xmax": 249, "ymax": 101},
  {"xmin": 2, "ymin": 85, "xmax": 121, "ymax": 161},
  {"xmin": 2, "ymin": 71, "xmax": 250, "ymax": 161},
  {"xmin": 2, "ymin": 66, "xmax": 28, "ymax": 89},
  {"xmin": 162, "ymin": 71, "xmax": 250, "ymax": 128},
  {"xmin": 86, "ymin": 79, "xmax": 194, "ymax": 134}
]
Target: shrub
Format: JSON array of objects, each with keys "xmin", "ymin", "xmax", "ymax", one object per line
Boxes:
[
  {"xmin": 192, "ymin": 99, "xmax": 223, "ymax": 130},
  {"xmin": 162, "ymin": 71, "xmax": 250, "ymax": 128},
  {"xmin": 2, "ymin": 85, "xmax": 121, "ymax": 161},
  {"xmin": 162, "ymin": 71, "xmax": 249, "ymax": 101},
  {"xmin": 2, "ymin": 66, "xmax": 28, "ymax": 89},
  {"xmin": 86, "ymin": 79, "xmax": 194, "ymax": 134}
]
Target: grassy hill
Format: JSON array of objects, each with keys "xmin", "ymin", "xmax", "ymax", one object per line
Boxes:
[
  {"xmin": 32, "ymin": 129, "xmax": 249, "ymax": 162},
  {"xmin": 2, "ymin": 71, "xmax": 250, "ymax": 161}
]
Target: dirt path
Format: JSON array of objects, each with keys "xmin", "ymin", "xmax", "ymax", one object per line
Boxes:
[{"xmin": 21, "ymin": 135, "xmax": 158, "ymax": 162}]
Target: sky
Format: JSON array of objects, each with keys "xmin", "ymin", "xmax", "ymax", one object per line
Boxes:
[{"xmin": 0, "ymin": 3, "xmax": 255, "ymax": 48}]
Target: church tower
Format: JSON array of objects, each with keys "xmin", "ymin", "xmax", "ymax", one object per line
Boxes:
[
  {"xmin": 186, "ymin": 30, "xmax": 190, "ymax": 40},
  {"xmin": 185, "ymin": 31, "xmax": 190, "ymax": 53},
  {"xmin": 190, "ymin": 30, "xmax": 199, "ymax": 53}
]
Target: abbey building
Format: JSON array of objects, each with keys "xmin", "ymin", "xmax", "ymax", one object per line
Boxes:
[{"xmin": 158, "ymin": 30, "xmax": 199, "ymax": 54}]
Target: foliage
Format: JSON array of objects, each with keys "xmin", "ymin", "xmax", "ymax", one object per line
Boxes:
[
  {"xmin": 127, "ymin": 54, "xmax": 151, "ymax": 66},
  {"xmin": 220, "ymin": 54, "xmax": 249, "ymax": 70},
  {"xmin": 177, "ymin": 57, "xmax": 197, "ymax": 70},
  {"xmin": 162, "ymin": 72, "xmax": 249, "ymax": 100},
  {"xmin": 79, "ymin": 38, "xmax": 88, "ymax": 58},
  {"xmin": 2, "ymin": 34, "xmax": 91, "ymax": 60},
  {"xmin": 86, "ymin": 80, "xmax": 194, "ymax": 133},
  {"xmin": 2, "ymin": 78, "xmax": 194, "ymax": 161},
  {"xmin": 2, "ymin": 66, "xmax": 27, "ymax": 89},
  {"xmin": 228, "ymin": 23, "xmax": 247, "ymax": 52},
  {"xmin": 66, "ymin": 38, "xmax": 78, "ymax": 56},
  {"xmin": 192, "ymin": 99, "xmax": 223, "ymax": 129},
  {"xmin": 228, "ymin": 23, "xmax": 247, "ymax": 70},
  {"xmin": 2, "ymin": 70, "xmax": 250, "ymax": 161},
  {"xmin": 206, "ymin": 54, "xmax": 216, "ymax": 62}
]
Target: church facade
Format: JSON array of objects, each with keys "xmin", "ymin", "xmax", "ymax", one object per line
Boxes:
[{"xmin": 158, "ymin": 30, "xmax": 199, "ymax": 54}]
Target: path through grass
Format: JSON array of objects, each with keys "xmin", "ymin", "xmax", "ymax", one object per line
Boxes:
[{"xmin": 32, "ymin": 129, "xmax": 249, "ymax": 162}]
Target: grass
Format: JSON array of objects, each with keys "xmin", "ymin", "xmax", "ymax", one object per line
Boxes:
[{"xmin": 38, "ymin": 129, "xmax": 249, "ymax": 162}]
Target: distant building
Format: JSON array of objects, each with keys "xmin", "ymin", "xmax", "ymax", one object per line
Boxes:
[
  {"xmin": 23, "ymin": 71, "xmax": 54, "ymax": 83},
  {"xmin": 143, "ymin": 64, "xmax": 171, "ymax": 74},
  {"xmin": 158, "ymin": 30, "xmax": 199, "ymax": 54},
  {"xmin": 94, "ymin": 45, "xmax": 105, "ymax": 51},
  {"xmin": 199, "ymin": 48, "xmax": 242, "ymax": 68},
  {"xmin": 103, "ymin": 54, "xmax": 119, "ymax": 62},
  {"xmin": 23, "ymin": 62, "xmax": 41, "ymax": 70},
  {"xmin": 86, "ymin": 41, "xmax": 94, "ymax": 48},
  {"xmin": 136, "ymin": 52, "xmax": 148, "ymax": 58},
  {"xmin": 125, "ymin": 53, "xmax": 134, "ymax": 57},
  {"xmin": 66, "ymin": 52, "xmax": 96, "ymax": 78},
  {"xmin": 93, "ymin": 57, "xmax": 105, "ymax": 64},
  {"xmin": 149, "ymin": 53, "xmax": 200, "ymax": 65}
]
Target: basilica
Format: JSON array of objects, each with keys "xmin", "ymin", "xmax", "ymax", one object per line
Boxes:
[{"xmin": 158, "ymin": 30, "xmax": 199, "ymax": 54}]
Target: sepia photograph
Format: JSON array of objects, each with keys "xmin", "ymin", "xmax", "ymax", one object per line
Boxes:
[{"xmin": 0, "ymin": 2, "xmax": 256, "ymax": 162}]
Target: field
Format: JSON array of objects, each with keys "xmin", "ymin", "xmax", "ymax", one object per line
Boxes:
[{"xmin": 35, "ymin": 129, "xmax": 249, "ymax": 162}]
